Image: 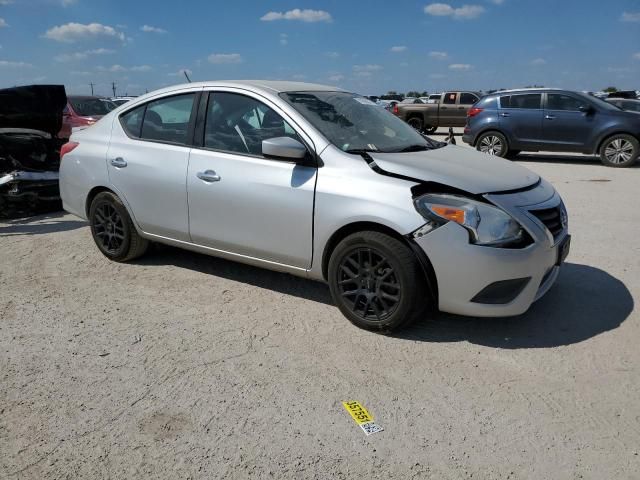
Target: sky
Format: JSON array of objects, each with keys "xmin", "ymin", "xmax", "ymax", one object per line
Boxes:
[{"xmin": 0, "ymin": 0, "xmax": 639, "ymax": 96}]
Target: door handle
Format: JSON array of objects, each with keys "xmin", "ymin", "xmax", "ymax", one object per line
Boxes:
[
  {"xmin": 499, "ymin": 112, "xmax": 510, "ymax": 117},
  {"xmin": 197, "ymin": 170, "xmax": 221, "ymax": 182},
  {"xmin": 545, "ymin": 115, "xmax": 555, "ymax": 120},
  {"xmin": 110, "ymin": 157, "xmax": 127, "ymax": 168}
]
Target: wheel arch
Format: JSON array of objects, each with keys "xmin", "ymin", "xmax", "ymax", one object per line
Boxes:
[
  {"xmin": 321, "ymin": 221, "xmax": 438, "ymax": 303},
  {"xmin": 594, "ymin": 131, "xmax": 640, "ymax": 155},
  {"xmin": 85, "ymin": 186, "xmax": 143, "ymax": 234}
]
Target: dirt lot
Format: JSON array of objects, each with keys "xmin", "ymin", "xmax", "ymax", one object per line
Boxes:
[{"xmin": 1, "ymin": 151, "xmax": 639, "ymax": 479}]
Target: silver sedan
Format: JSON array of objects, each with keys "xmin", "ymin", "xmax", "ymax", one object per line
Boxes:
[{"xmin": 59, "ymin": 81, "xmax": 570, "ymax": 333}]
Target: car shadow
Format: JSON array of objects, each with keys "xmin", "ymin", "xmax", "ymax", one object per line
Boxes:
[
  {"xmin": 135, "ymin": 244, "xmax": 334, "ymax": 306},
  {"xmin": 0, "ymin": 211, "xmax": 87, "ymax": 236},
  {"xmin": 137, "ymin": 247, "xmax": 631, "ymax": 349},
  {"xmin": 397, "ymin": 263, "xmax": 633, "ymax": 349},
  {"xmin": 515, "ymin": 153, "xmax": 640, "ymax": 167}
]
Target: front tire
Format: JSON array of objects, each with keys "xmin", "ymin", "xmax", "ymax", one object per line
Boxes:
[
  {"xmin": 89, "ymin": 191, "xmax": 149, "ymax": 262},
  {"xmin": 327, "ymin": 231, "xmax": 431, "ymax": 333},
  {"xmin": 476, "ymin": 131, "xmax": 509, "ymax": 158},
  {"xmin": 599, "ymin": 134, "xmax": 639, "ymax": 167}
]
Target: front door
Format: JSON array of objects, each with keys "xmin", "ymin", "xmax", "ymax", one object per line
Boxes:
[
  {"xmin": 187, "ymin": 91, "xmax": 316, "ymax": 269},
  {"xmin": 541, "ymin": 93, "xmax": 595, "ymax": 150}
]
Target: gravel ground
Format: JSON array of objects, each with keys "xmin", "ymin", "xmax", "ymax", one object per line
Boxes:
[{"xmin": 1, "ymin": 149, "xmax": 639, "ymax": 479}]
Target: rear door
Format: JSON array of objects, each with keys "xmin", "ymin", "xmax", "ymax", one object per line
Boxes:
[
  {"xmin": 439, "ymin": 92, "xmax": 458, "ymax": 126},
  {"xmin": 497, "ymin": 93, "xmax": 543, "ymax": 146},
  {"xmin": 186, "ymin": 90, "xmax": 317, "ymax": 268},
  {"xmin": 541, "ymin": 93, "xmax": 596, "ymax": 149},
  {"xmin": 455, "ymin": 92, "xmax": 480, "ymax": 126},
  {"xmin": 106, "ymin": 91, "xmax": 199, "ymax": 241}
]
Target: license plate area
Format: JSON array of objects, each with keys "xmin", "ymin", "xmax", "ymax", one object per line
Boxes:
[{"xmin": 556, "ymin": 235, "xmax": 571, "ymax": 266}]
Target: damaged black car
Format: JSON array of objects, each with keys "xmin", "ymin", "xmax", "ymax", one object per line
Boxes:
[{"xmin": 0, "ymin": 85, "xmax": 68, "ymax": 218}]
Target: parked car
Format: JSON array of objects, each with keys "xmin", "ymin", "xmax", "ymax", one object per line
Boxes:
[
  {"xmin": 392, "ymin": 91, "xmax": 482, "ymax": 133},
  {"xmin": 0, "ymin": 85, "xmax": 67, "ymax": 217},
  {"xmin": 606, "ymin": 98, "xmax": 640, "ymax": 113},
  {"xmin": 607, "ymin": 90, "xmax": 638, "ymax": 100},
  {"xmin": 60, "ymin": 81, "xmax": 570, "ymax": 333},
  {"xmin": 59, "ymin": 96, "xmax": 118, "ymax": 139},
  {"xmin": 462, "ymin": 88, "xmax": 640, "ymax": 167}
]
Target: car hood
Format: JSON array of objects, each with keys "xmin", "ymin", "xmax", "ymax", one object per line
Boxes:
[
  {"xmin": 0, "ymin": 85, "xmax": 67, "ymax": 137},
  {"xmin": 368, "ymin": 145, "xmax": 540, "ymax": 194}
]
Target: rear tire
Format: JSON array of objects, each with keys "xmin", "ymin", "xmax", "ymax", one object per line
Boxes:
[
  {"xmin": 407, "ymin": 116, "xmax": 424, "ymax": 132},
  {"xmin": 476, "ymin": 131, "xmax": 510, "ymax": 158},
  {"xmin": 599, "ymin": 134, "xmax": 639, "ymax": 167},
  {"xmin": 327, "ymin": 231, "xmax": 431, "ymax": 333},
  {"xmin": 89, "ymin": 191, "xmax": 149, "ymax": 262}
]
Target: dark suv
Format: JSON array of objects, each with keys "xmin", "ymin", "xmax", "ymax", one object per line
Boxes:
[{"xmin": 462, "ymin": 88, "xmax": 640, "ymax": 167}]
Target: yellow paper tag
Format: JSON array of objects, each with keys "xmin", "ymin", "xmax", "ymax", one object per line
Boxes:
[{"xmin": 342, "ymin": 401, "xmax": 374, "ymax": 424}]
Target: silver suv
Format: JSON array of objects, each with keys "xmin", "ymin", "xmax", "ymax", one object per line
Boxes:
[{"xmin": 59, "ymin": 81, "xmax": 570, "ymax": 333}]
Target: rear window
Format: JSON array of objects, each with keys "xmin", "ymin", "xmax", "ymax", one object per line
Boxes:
[
  {"xmin": 70, "ymin": 98, "xmax": 116, "ymax": 116},
  {"xmin": 500, "ymin": 94, "xmax": 541, "ymax": 109},
  {"xmin": 477, "ymin": 97, "xmax": 498, "ymax": 109},
  {"xmin": 460, "ymin": 93, "xmax": 479, "ymax": 105}
]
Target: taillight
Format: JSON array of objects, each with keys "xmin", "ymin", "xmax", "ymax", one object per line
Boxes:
[
  {"xmin": 467, "ymin": 107, "xmax": 483, "ymax": 117},
  {"xmin": 60, "ymin": 141, "xmax": 79, "ymax": 160},
  {"xmin": 392, "ymin": 104, "xmax": 399, "ymax": 115}
]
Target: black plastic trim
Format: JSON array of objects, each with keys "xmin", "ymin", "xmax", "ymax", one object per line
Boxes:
[{"xmin": 470, "ymin": 277, "xmax": 531, "ymax": 305}]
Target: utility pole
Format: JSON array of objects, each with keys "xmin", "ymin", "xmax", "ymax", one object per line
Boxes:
[
  {"xmin": 111, "ymin": 82, "xmax": 117, "ymax": 97},
  {"xmin": 89, "ymin": 82, "xmax": 95, "ymax": 95}
]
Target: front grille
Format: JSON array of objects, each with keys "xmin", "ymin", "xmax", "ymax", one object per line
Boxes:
[{"xmin": 529, "ymin": 206, "xmax": 563, "ymax": 239}]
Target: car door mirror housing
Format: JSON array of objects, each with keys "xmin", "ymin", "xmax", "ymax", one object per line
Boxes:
[
  {"xmin": 262, "ymin": 137, "xmax": 307, "ymax": 161},
  {"xmin": 579, "ymin": 105, "xmax": 595, "ymax": 114}
]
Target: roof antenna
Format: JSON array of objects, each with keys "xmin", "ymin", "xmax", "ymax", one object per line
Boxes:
[{"xmin": 183, "ymin": 70, "xmax": 192, "ymax": 83}]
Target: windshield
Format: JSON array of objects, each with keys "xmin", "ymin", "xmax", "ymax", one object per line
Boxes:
[
  {"xmin": 280, "ymin": 91, "xmax": 439, "ymax": 153},
  {"xmin": 70, "ymin": 97, "xmax": 117, "ymax": 116},
  {"xmin": 578, "ymin": 92, "xmax": 621, "ymax": 112}
]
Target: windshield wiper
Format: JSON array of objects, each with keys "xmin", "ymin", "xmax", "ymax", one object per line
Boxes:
[
  {"xmin": 344, "ymin": 148, "xmax": 381, "ymax": 155},
  {"xmin": 395, "ymin": 144, "xmax": 430, "ymax": 152}
]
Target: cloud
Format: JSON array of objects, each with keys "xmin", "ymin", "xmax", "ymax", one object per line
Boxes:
[
  {"xmin": 0, "ymin": 1, "xmax": 14, "ymax": 5},
  {"xmin": 168, "ymin": 68, "xmax": 193, "ymax": 77},
  {"xmin": 429, "ymin": 51, "xmax": 448, "ymax": 59},
  {"xmin": 430, "ymin": 73, "xmax": 446, "ymax": 79},
  {"xmin": 489, "ymin": 0, "xmax": 505, "ymax": 4},
  {"xmin": 280, "ymin": 33, "xmax": 288, "ymax": 45},
  {"xmin": 61, "ymin": 0, "xmax": 77, "ymax": 6},
  {"xmin": 325, "ymin": 51, "xmax": 340, "ymax": 58},
  {"xmin": 140, "ymin": 25, "xmax": 167, "ymax": 34},
  {"xmin": 424, "ymin": 3, "xmax": 485, "ymax": 20},
  {"xmin": 530, "ymin": 58, "xmax": 546, "ymax": 66},
  {"xmin": 291, "ymin": 74, "xmax": 306, "ymax": 80},
  {"xmin": 0, "ymin": 60, "xmax": 33, "ymax": 68},
  {"xmin": 208, "ymin": 53, "xmax": 243, "ymax": 64},
  {"xmin": 353, "ymin": 64, "xmax": 382, "ymax": 77},
  {"xmin": 0, "ymin": 18, "xmax": 8, "ymax": 28},
  {"xmin": 328, "ymin": 74, "xmax": 344, "ymax": 82},
  {"xmin": 633, "ymin": 52, "xmax": 640, "ymax": 60},
  {"xmin": 44, "ymin": 22, "xmax": 126, "ymax": 43},
  {"xmin": 54, "ymin": 48, "xmax": 115, "ymax": 62},
  {"xmin": 448, "ymin": 63, "xmax": 473, "ymax": 70},
  {"xmin": 130, "ymin": 65, "xmax": 152, "ymax": 72},
  {"xmin": 620, "ymin": 12, "xmax": 640, "ymax": 22},
  {"xmin": 390, "ymin": 46, "xmax": 407, "ymax": 53},
  {"xmin": 260, "ymin": 9, "xmax": 332, "ymax": 23}
]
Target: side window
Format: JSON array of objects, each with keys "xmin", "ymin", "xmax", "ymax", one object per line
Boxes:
[
  {"xmin": 460, "ymin": 93, "xmax": 479, "ymax": 105},
  {"xmin": 204, "ymin": 92, "xmax": 301, "ymax": 156},
  {"xmin": 119, "ymin": 105, "xmax": 145, "ymax": 138},
  {"xmin": 140, "ymin": 93, "xmax": 195, "ymax": 144},
  {"xmin": 501, "ymin": 94, "xmax": 541, "ymax": 109},
  {"xmin": 477, "ymin": 97, "xmax": 497, "ymax": 109},
  {"xmin": 443, "ymin": 92, "xmax": 457, "ymax": 104},
  {"xmin": 547, "ymin": 94, "xmax": 588, "ymax": 111}
]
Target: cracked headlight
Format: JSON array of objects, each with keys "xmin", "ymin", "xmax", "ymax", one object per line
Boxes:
[{"xmin": 414, "ymin": 194, "xmax": 524, "ymax": 247}]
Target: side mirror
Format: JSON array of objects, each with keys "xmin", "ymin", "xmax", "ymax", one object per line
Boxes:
[
  {"xmin": 262, "ymin": 137, "xmax": 307, "ymax": 161},
  {"xmin": 579, "ymin": 105, "xmax": 595, "ymax": 114}
]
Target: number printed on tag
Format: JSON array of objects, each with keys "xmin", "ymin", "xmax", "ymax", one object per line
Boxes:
[{"xmin": 342, "ymin": 401, "xmax": 383, "ymax": 435}]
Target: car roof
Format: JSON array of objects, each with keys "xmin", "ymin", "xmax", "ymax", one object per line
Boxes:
[
  {"xmin": 487, "ymin": 87, "xmax": 565, "ymax": 95},
  {"xmin": 156, "ymin": 80, "xmax": 344, "ymax": 95}
]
